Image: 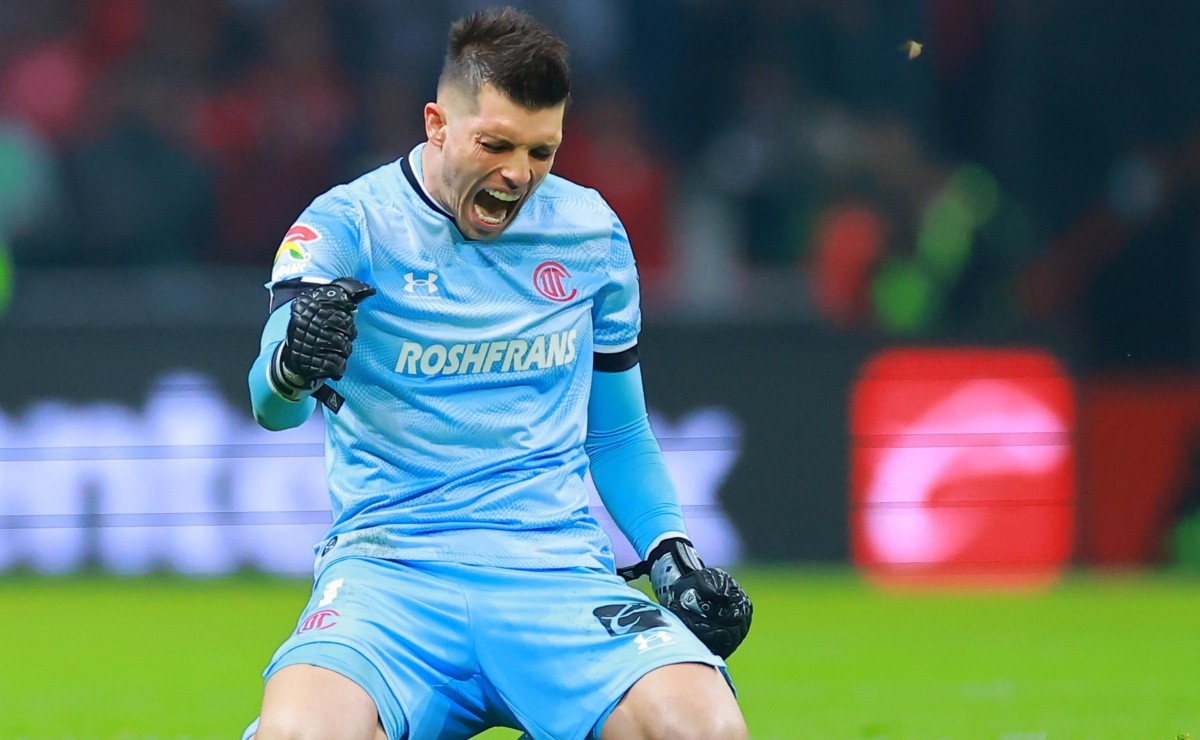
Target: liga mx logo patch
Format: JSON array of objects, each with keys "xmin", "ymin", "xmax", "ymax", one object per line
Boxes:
[
  {"xmin": 273, "ymin": 224, "xmax": 319, "ymax": 278},
  {"xmin": 593, "ymin": 603, "xmax": 670, "ymax": 636}
]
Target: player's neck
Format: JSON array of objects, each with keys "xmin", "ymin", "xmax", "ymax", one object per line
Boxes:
[{"xmin": 418, "ymin": 145, "xmax": 456, "ymax": 216}]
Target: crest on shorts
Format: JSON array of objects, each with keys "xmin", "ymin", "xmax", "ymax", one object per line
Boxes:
[
  {"xmin": 593, "ymin": 603, "xmax": 670, "ymax": 636},
  {"xmin": 296, "ymin": 608, "xmax": 339, "ymax": 634}
]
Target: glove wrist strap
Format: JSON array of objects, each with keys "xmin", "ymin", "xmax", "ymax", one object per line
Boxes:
[
  {"xmin": 649, "ymin": 537, "xmax": 703, "ymax": 604},
  {"xmin": 618, "ymin": 536, "xmax": 706, "ymax": 605},
  {"xmin": 268, "ymin": 343, "xmax": 320, "ymax": 401},
  {"xmin": 657, "ymin": 537, "xmax": 704, "ymax": 573}
]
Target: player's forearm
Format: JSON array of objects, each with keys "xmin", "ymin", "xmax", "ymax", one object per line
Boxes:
[
  {"xmin": 586, "ymin": 367, "xmax": 687, "ymax": 558},
  {"xmin": 248, "ymin": 306, "xmax": 318, "ymax": 430},
  {"xmin": 588, "ymin": 419, "xmax": 687, "ymax": 557},
  {"xmin": 249, "ymin": 341, "xmax": 318, "ymax": 430}
]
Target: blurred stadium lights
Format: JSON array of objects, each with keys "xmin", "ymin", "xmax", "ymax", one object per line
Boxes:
[
  {"xmin": 0, "ymin": 236, "xmax": 11, "ymax": 317},
  {"xmin": 871, "ymin": 162, "xmax": 1033, "ymax": 336}
]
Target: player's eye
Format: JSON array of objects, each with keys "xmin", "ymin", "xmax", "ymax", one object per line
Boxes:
[
  {"xmin": 480, "ymin": 141, "xmax": 507, "ymax": 153},
  {"xmin": 531, "ymin": 147, "xmax": 554, "ymax": 161}
]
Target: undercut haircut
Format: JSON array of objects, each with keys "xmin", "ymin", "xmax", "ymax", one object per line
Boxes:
[{"xmin": 439, "ymin": 6, "xmax": 570, "ymax": 110}]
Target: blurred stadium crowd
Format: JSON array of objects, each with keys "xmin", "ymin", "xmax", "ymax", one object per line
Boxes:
[{"xmin": 1, "ymin": 0, "xmax": 1199, "ymax": 357}]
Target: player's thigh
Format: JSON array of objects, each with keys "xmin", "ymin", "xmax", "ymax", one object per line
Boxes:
[
  {"xmin": 257, "ymin": 557, "xmax": 482, "ymax": 739},
  {"xmin": 469, "ymin": 564, "xmax": 730, "ymax": 739},
  {"xmin": 257, "ymin": 664, "xmax": 386, "ymax": 740},
  {"xmin": 600, "ymin": 662, "xmax": 747, "ymax": 740}
]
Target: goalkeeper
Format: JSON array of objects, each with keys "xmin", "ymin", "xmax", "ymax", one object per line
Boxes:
[{"xmin": 244, "ymin": 8, "xmax": 751, "ymax": 740}]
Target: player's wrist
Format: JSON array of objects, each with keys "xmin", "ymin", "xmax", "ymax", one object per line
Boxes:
[
  {"xmin": 268, "ymin": 343, "xmax": 321, "ymax": 401},
  {"xmin": 646, "ymin": 537, "xmax": 704, "ymax": 605},
  {"xmin": 643, "ymin": 531, "xmax": 691, "ymax": 560}
]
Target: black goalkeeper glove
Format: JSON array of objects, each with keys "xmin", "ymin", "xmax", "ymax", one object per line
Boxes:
[
  {"xmin": 269, "ymin": 277, "xmax": 376, "ymax": 400},
  {"xmin": 618, "ymin": 537, "xmax": 752, "ymax": 659}
]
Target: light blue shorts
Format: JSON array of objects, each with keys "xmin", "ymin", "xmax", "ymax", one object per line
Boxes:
[{"xmin": 260, "ymin": 556, "xmax": 730, "ymax": 740}]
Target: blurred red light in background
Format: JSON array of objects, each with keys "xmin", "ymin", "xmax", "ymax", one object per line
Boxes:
[
  {"xmin": 811, "ymin": 201, "xmax": 887, "ymax": 328},
  {"xmin": 1, "ymin": 42, "xmax": 91, "ymax": 140},
  {"xmin": 851, "ymin": 348, "xmax": 1075, "ymax": 589}
]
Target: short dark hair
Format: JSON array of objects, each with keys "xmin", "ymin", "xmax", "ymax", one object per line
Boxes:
[{"xmin": 439, "ymin": 7, "xmax": 570, "ymax": 110}]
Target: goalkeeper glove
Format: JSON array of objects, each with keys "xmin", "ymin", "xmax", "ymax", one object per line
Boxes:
[
  {"xmin": 269, "ymin": 277, "xmax": 376, "ymax": 400},
  {"xmin": 619, "ymin": 537, "xmax": 753, "ymax": 659}
]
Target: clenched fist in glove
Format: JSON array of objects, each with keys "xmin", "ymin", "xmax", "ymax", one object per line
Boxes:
[
  {"xmin": 619, "ymin": 537, "xmax": 752, "ymax": 659},
  {"xmin": 269, "ymin": 277, "xmax": 376, "ymax": 400}
]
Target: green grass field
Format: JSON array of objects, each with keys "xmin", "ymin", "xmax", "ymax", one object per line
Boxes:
[{"xmin": 1, "ymin": 568, "xmax": 1197, "ymax": 739}]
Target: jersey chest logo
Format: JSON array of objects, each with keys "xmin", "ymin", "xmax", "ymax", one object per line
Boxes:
[
  {"xmin": 404, "ymin": 272, "xmax": 440, "ymax": 294},
  {"xmin": 533, "ymin": 261, "xmax": 577, "ymax": 302}
]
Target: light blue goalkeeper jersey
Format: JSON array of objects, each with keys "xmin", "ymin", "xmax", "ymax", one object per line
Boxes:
[{"xmin": 263, "ymin": 144, "xmax": 641, "ymax": 571}]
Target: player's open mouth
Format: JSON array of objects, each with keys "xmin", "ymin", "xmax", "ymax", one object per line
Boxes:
[{"xmin": 472, "ymin": 188, "xmax": 520, "ymax": 228}]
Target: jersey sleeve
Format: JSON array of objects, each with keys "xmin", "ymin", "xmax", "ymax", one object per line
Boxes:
[
  {"xmin": 249, "ymin": 189, "xmax": 362, "ymax": 430},
  {"xmin": 586, "ymin": 365, "xmax": 688, "ymax": 558},
  {"xmin": 591, "ymin": 204, "xmax": 642, "ymax": 353},
  {"xmin": 267, "ymin": 189, "xmax": 364, "ymax": 302}
]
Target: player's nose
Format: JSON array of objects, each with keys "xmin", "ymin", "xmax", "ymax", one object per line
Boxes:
[
  {"xmin": 500, "ymin": 168, "xmax": 531, "ymax": 192},
  {"xmin": 499, "ymin": 152, "xmax": 533, "ymax": 191}
]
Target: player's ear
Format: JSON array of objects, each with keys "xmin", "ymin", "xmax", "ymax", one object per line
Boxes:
[{"xmin": 425, "ymin": 102, "xmax": 448, "ymax": 148}]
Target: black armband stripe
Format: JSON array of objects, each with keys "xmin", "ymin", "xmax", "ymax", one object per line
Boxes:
[
  {"xmin": 268, "ymin": 278, "xmax": 324, "ymax": 313},
  {"xmin": 593, "ymin": 345, "xmax": 640, "ymax": 373},
  {"xmin": 269, "ymin": 279, "xmax": 308, "ymax": 313}
]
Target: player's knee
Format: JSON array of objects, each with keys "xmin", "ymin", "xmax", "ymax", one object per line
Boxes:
[
  {"xmin": 256, "ymin": 705, "xmax": 389, "ymax": 740},
  {"xmin": 653, "ymin": 702, "xmax": 748, "ymax": 740},
  {"xmin": 256, "ymin": 703, "xmax": 378, "ymax": 740},
  {"xmin": 604, "ymin": 663, "xmax": 747, "ymax": 740},
  {"xmin": 253, "ymin": 707, "xmax": 306, "ymax": 739},
  {"xmin": 255, "ymin": 704, "xmax": 330, "ymax": 740},
  {"xmin": 257, "ymin": 664, "xmax": 385, "ymax": 740}
]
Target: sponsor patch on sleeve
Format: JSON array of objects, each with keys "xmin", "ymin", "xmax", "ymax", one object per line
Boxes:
[{"xmin": 272, "ymin": 224, "xmax": 320, "ymax": 279}]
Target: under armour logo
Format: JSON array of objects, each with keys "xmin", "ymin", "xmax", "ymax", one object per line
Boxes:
[
  {"xmin": 634, "ymin": 631, "xmax": 674, "ymax": 653},
  {"xmin": 404, "ymin": 272, "xmax": 439, "ymax": 294}
]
